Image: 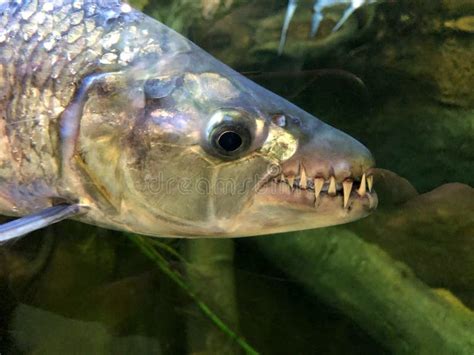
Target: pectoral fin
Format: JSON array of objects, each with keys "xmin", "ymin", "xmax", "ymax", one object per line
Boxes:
[{"xmin": 0, "ymin": 204, "xmax": 85, "ymax": 243}]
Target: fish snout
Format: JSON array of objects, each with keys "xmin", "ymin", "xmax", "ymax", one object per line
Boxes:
[
  {"xmin": 283, "ymin": 119, "xmax": 374, "ymax": 174},
  {"xmin": 273, "ymin": 119, "xmax": 376, "ymax": 210}
]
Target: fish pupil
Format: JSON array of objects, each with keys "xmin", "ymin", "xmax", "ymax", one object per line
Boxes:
[{"xmin": 217, "ymin": 131, "xmax": 242, "ymax": 152}]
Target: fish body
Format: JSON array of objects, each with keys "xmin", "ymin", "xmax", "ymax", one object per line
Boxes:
[{"xmin": 0, "ymin": 0, "xmax": 376, "ymax": 238}]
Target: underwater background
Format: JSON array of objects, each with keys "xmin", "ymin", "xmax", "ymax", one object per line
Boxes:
[{"xmin": 1, "ymin": 0, "xmax": 473, "ymax": 353}]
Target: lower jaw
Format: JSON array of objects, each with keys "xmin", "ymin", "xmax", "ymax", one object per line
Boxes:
[
  {"xmin": 256, "ymin": 182, "xmax": 378, "ymax": 211},
  {"xmin": 228, "ymin": 190, "xmax": 377, "ymax": 237},
  {"xmin": 231, "ymin": 185, "xmax": 376, "ymax": 235}
]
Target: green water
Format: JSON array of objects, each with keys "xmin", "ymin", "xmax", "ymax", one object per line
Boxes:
[{"xmin": 1, "ymin": 1, "xmax": 473, "ymax": 354}]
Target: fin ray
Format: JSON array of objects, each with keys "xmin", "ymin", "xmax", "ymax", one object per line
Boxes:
[{"xmin": 0, "ymin": 204, "xmax": 84, "ymax": 243}]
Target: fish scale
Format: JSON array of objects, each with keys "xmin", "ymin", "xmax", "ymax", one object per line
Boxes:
[{"xmin": 0, "ymin": 0, "xmax": 156, "ymax": 211}]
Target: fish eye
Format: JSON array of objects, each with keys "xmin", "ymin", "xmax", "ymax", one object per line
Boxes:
[
  {"xmin": 217, "ymin": 131, "xmax": 243, "ymax": 152},
  {"xmin": 210, "ymin": 123, "xmax": 251, "ymax": 158},
  {"xmin": 205, "ymin": 109, "xmax": 255, "ymax": 159}
]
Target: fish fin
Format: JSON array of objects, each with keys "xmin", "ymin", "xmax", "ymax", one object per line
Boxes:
[
  {"xmin": 0, "ymin": 204, "xmax": 85, "ymax": 243},
  {"xmin": 332, "ymin": 4, "xmax": 357, "ymax": 32},
  {"xmin": 310, "ymin": 0, "xmax": 324, "ymax": 37},
  {"xmin": 278, "ymin": 0, "xmax": 299, "ymax": 55}
]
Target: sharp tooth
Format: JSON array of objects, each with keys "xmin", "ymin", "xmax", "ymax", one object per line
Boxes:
[
  {"xmin": 300, "ymin": 164, "xmax": 307, "ymax": 189},
  {"xmin": 367, "ymin": 175, "xmax": 373, "ymax": 192},
  {"xmin": 342, "ymin": 180, "xmax": 353, "ymax": 208},
  {"xmin": 287, "ymin": 176, "xmax": 295, "ymax": 189},
  {"xmin": 358, "ymin": 173, "xmax": 366, "ymax": 196},
  {"xmin": 328, "ymin": 176, "xmax": 336, "ymax": 196},
  {"xmin": 280, "ymin": 174, "xmax": 285, "ymax": 182},
  {"xmin": 314, "ymin": 178, "xmax": 324, "ymax": 199}
]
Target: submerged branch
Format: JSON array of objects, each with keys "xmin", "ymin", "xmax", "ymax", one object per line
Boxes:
[{"xmin": 253, "ymin": 229, "xmax": 474, "ymax": 354}]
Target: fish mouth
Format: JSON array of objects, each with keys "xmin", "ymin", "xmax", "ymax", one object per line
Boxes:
[
  {"xmin": 260, "ymin": 168, "xmax": 377, "ymax": 211},
  {"xmin": 231, "ymin": 166, "xmax": 377, "ymax": 236}
]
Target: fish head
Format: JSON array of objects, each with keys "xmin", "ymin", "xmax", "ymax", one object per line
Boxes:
[{"xmin": 78, "ymin": 23, "xmax": 376, "ymax": 237}]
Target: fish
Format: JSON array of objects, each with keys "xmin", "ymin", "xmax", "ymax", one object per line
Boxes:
[
  {"xmin": 279, "ymin": 0, "xmax": 378, "ymax": 54},
  {"xmin": 0, "ymin": 0, "xmax": 377, "ymax": 241}
]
